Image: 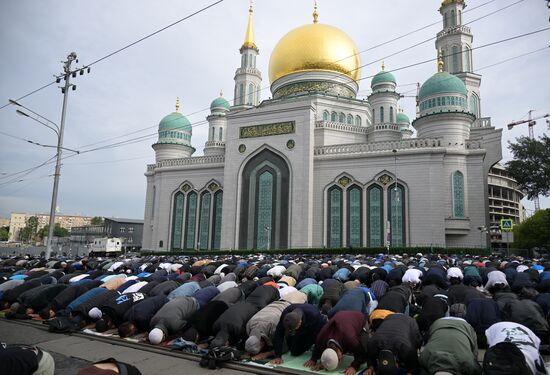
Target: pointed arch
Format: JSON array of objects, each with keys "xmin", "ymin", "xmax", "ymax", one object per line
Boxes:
[
  {"xmin": 367, "ymin": 184, "xmax": 383, "ymax": 247},
  {"xmin": 452, "ymin": 171, "xmax": 465, "ymax": 218}
]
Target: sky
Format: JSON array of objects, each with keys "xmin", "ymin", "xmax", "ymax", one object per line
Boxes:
[{"xmin": 0, "ymin": 0, "xmax": 549, "ymax": 221}]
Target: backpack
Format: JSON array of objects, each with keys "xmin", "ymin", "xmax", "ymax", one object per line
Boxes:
[
  {"xmin": 199, "ymin": 346, "xmax": 241, "ymax": 370},
  {"xmin": 44, "ymin": 316, "xmax": 80, "ymax": 333},
  {"xmin": 482, "ymin": 342, "xmax": 531, "ymax": 375}
]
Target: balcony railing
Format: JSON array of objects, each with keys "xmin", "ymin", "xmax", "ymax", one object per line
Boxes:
[
  {"xmin": 314, "ymin": 138, "xmax": 442, "ymax": 156},
  {"xmin": 147, "ymin": 155, "xmax": 225, "ymax": 171}
]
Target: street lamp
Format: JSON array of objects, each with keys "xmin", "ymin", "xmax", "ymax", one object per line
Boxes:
[
  {"xmin": 392, "ymin": 149, "xmax": 398, "ymax": 247},
  {"xmin": 477, "ymin": 225, "xmax": 487, "ymax": 249}
]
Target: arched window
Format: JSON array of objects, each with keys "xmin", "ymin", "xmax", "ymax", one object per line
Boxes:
[
  {"xmin": 444, "ymin": 12, "xmax": 449, "ymax": 28},
  {"xmin": 239, "ymin": 84, "xmax": 244, "ymax": 105},
  {"xmin": 171, "ymin": 192, "xmax": 184, "ymax": 250},
  {"xmin": 184, "ymin": 192, "xmax": 197, "ymax": 249},
  {"xmin": 441, "ymin": 49, "xmax": 447, "ymax": 71},
  {"xmin": 347, "ymin": 114, "xmax": 353, "ymax": 124},
  {"xmin": 388, "ymin": 184, "xmax": 405, "ymax": 247},
  {"xmin": 470, "ymin": 94, "xmax": 479, "ymax": 118},
  {"xmin": 257, "ymin": 88, "xmax": 261, "ymax": 105},
  {"xmin": 211, "ymin": 127, "xmax": 215, "ymax": 141},
  {"xmin": 372, "ymin": 109, "xmax": 376, "ymax": 124},
  {"xmin": 451, "ymin": 10, "xmax": 456, "ymax": 26},
  {"xmin": 458, "ymin": 10, "xmax": 462, "ymax": 25},
  {"xmin": 347, "ymin": 185, "xmax": 362, "ymax": 247},
  {"xmin": 452, "ymin": 46, "xmax": 460, "ymax": 73},
  {"xmin": 198, "ymin": 191, "xmax": 211, "ymax": 250},
  {"xmin": 248, "ymin": 83, "xmax": 254, "ymax": 105},
  {"xmin": 380, "ymin": 107, "xmax": 384, "ymax": 123},
  {"xmin": 219, "ymin": 127, "xmax": 223, "ymax": 141},
  {"xmin": 452, "ymin": 171, "xmax": 465, "ymax": 218},
  {"xmin": 323, "ymin": 110, "xmax": 330, "ymax": 121},
  {"xmin": 212, "ymin": 190, "xmax": 223, "ymax": 250},
  {"xmin": 151, "ymin": 186, "xmax": 156, "ymax": 218},
  {"xmin": 327, "ymin": 186, "xmax": 343, "ymax": 248},
  {"xmin": 464, "ymin": 46, "xmax": 471, "ymax": 72},
  {"xmin": 239, "ymin": 149, "xmax": 290, "ymax": 250},
  {"xmin": 339, "ymin": 112, "xmax": 345, "ymax": 123},
  {"xmin": 367, "ymin": 185, "xmax": 383, "ymax": 247},
  {"xmin": 390, "ymin": 107, "xmax": 394, "ymax": 123},
  {"xmin": 331, "ymin": 111, "xmax": 337, "ymax": 122},
  {"xmin": 243, "ymin": 54, "xmax": 248, "ymax": 68},
  {"xmin": 355, "ymin": 115, "xmax": 361, "ymax": 126}
]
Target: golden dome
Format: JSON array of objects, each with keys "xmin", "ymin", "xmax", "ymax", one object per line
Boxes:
[{"xmin": 268, "ymin": 23, "xmax": 361, "ymax": 84}]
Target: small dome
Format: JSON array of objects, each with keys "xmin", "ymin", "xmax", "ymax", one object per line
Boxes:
[
  {"xmin": 371, "ymin": 70, "xmax": 396, "ymax": 87},
  {"xmin": 159, "ymin": 112, "xmax": 191, "ymax": 132},
  {"xmin": 418, "ymin": 72, "xmax": 467, "ymax": 101},
  {"xmin": 210, "ymin": 95, "xmax": 230, "ymax": 111},
  {"xmin": 396, "ymin": 112, "xmax": 410, "ymax": 124}
]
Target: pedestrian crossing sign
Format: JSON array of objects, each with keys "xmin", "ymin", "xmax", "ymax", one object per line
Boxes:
[{"xmin": 500, "ymin": 219, "xmax": 514, "ymax": 231}]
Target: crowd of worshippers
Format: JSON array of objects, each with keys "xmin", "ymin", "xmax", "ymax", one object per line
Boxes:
[{"xmin": 1, "ymin": 253, "xmax": 550, "ymax": 375}]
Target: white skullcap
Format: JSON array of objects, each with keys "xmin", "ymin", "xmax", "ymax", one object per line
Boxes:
[
  {"xmin": 321, "ymin": 348, "xmax": 339, "ymax": 371},
  {"xmin": 447, "ymin": 267, "xmax": 464, "ymax": 280},
  {"xmin": 88, "ymin": 307, "xmax": 103, "ymax": 319},
  {"xmin": 245, "ymin": 335, "xmax": 262, "ymax": 355},
  {"xmin": 148, "ymin": 328, "xmax": 164, "ymax": 344},
  {"xmin": 517, "ymin": 265, "xmax": 529, "ymax": 273}
]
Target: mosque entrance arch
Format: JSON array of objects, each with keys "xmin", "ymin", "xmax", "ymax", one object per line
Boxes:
[{"xmin": 239, "ymin": 149, "xmax": 290, "ymax": 250}]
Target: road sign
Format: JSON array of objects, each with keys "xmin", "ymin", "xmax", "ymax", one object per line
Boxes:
[{"xmin": 500, "ymin": 219, "xmax": 514, "ymax": 231}]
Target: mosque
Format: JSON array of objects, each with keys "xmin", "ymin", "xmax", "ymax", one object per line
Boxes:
[{"xmin": 142, "ymin": 0, "xmax": 502, "ymax": 252}]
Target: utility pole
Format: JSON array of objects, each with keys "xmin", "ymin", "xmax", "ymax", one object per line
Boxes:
[
  {"xmin": 45, "ymin": 52, "xmax": 77, "ymax": 259},
  {"xmin": 507, "ymin": 110, "xmax": 550, "ymax": 212}
]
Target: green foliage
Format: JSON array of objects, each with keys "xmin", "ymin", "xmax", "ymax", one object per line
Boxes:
[
  {"xmin": 91, "ymin": 216, "xmax": 104, "ymax": 225},
  {"xmin": 506, "ymin": 135, "xmax": 550, "ymax": 199},
  {"xmin": 513, "ymin": 209, "xmax": 550, "ymax": 250},
  {"xmin": 0, "ymin": 226, "xmax": 8, "ymax": 241},
  {"xmin": 19, "ymin": 216, "xmax": 40, "ymax": 242},
  {"xmin": 38, "ymin": 223, "xmax": 70, "ymax": 238}
]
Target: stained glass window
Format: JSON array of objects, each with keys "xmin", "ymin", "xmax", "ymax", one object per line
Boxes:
[
  {"xmin": 368, "ymin": 185, "xmax": 382, "ymax": 247},
  {"xmin": 389, "ymin": 185, "xmax": 405, "ymax": 246},
  {"xmin": 257, "ymin": 171, "xmax": 274, "ymax": 250},
  {"xmin": 198, "ymin": 192, "xmax": 211, "ymax": 249},
  {"xmin": 453, "ymin": 171, "xmax": 465, "ymax": 217},
  {"xmin": 323, "ymin": 111, "xmax": 329, "ymax": 121},
  {"xmin": 347, "ymin": 186, "xmax": 362, "ymax": 247},
  {"xmin": 328, "ymin": 187, "xmax": 343, "ymax": 248},
  {"xmin": 171, "ymin": 192, "xmax": 184, "ymax": 250},
  {"xmin": 184, "ymin": 192, "xmax": 197, "ymax": 249},
  {"xmin": 212, "ymin": 191, "xmax": 223, "ymax": 250}
]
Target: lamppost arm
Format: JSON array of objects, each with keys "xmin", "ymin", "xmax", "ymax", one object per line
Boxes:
[
  {"xmin": 15, "ymin": 109, "xmax": 59, "ymax": 137},
  {"xmin": 10, "ymin": 99, "xmax": 60, "ymax": 133}
]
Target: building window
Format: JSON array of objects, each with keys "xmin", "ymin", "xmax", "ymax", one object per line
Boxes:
[
  {"xmin": 452, "ymin": 171, "xmax": 465, "ymax": 218},
  {"xmin": 355, "ymin": 115, "xmax": 361, "ymax": 126},
  {"xmin": 128, "ymin": 227, "xmax": 134, "ymax": 233},
  {"xmin": 212, "ymin": 191, "xmax": 223, "ymax": 250},
  {"xmin": 198, "ymin": 192, "xmax": 211, "ymax": 250},
  {"xmin": 380, "ymin": 107, "xmax": 385, "ymax": 123},
  {"xmin": 388, "ymin": 184, "xmax": 405, "ymax": 246},
  {"xmin": 184, "ymin": 192, "xmax": 197, "ymax": 249},
  {"xmin": 347, "ymin": 185, "xmax": 362, "ymax": 247},
  {"xmin": 331, "ymin": 111, "xmax": 337, "ymax": 122},
  {"xmin": 347, "ymin": 114, "xmax": 353, "ymax": 125},
  {"xmin": 452, "ymin": 46, "xmax": 460, "ymax": 73},
  {"xmin": 323, "ymin": 110, "xmax": 329, "ymax": 121},
  {"xmin": 470, "ymin": 94, "xmax": 479, "ymax": 118},
  {"xmin": 372, "ymin": 109, "xmax": 376, "ymax": 123},
  {"xmin": 219, "ymin": 127, "xmax": 223, "ymax": 141},
  {"xmin": 171, "ymin": 192, "xmax": 184, "ymax": 250},
  {"xmin": 327, "ymin": 186, "xmax": 343, "ymax": 248},
  {"xmin": 248, "ymin": 83, "xmax": 254, "ymax": 105},
  {"xmin": 367, "ymin": 185, "xmax": 383, "ymax": 247},
  {"xmin": 239, "ymin": 149, "xmax": 290, "ymax": 250},
  {"xmin": 339, "ymin": 112, "xmax": 345, "ymax": 123},
  {"xmin": 239, "ymin": 84, "xmax": 244, "ymax": 105},
  {"xmin": 151, "ymin": 186, "xmax": 156, "ymax": 218},
  {"xmin": 119, "ymin": 227, "xmax": 126, "ymax": 233},
  {"xmin": 390, "ymin": 107, "xmax": 394, "ymax": 123},
  {"xmin": 464, "ymin": 46, "xmax": 471, "ymax": 72},
  {"xmin": 451, "ymin": 9, "xmax": 456, "ymax": 26}
]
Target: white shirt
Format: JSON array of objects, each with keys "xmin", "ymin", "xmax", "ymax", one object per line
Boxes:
[
  {"xmin": 486, "ymin": 322, "xmax": 547, "ymax": 375},
  {"xmin": 122, "ymin": 281, "xmax": 148, "ymax": 294}
]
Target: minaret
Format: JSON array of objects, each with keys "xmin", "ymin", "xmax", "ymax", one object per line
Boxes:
[
  {"xmin": 436, "ymin": 0, "xmax": 482, "ymax": 118},
  {"xmin": 233, "ymin": 0, "xmax": 262, "ymax": 109},
  {"xmin": 368, "ymin": 62, "xmax": 402, "ymax": 142},
  {"xmin": 204, "ymin": 90, "xmax": 230, "ymax": 156},
  {"xmin": 152, "ymin": 98, "xmax": 195, "ymax": 162}
]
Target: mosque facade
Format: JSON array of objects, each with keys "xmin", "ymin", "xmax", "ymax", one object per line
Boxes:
[{"xmin": 142, "ymin": 0, "xmax": 502, "ymax": 251}]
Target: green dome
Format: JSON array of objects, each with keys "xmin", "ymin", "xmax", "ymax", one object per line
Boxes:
[
  {"xmin": 396, "ymin": 112, "xmax": 410, "ymax": 124},
  {"xmin": 210, "ymin": 96, "xmax": 230, "ymax": 111},
  {"xmin": 419, "ymin": 72, "xmax": 467, "ymax": 100},
  {"xmin": 371, "ymin": 70, "xmax": 396, "ymax": 87},
  {"xmin": 159, "ymin": 112, "xmax": 191, "ymax": 132}
]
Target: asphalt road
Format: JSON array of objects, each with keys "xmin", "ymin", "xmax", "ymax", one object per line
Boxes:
[{"xmin": 0, "ymin": 319, "xmax": 251, "ymax": 375}]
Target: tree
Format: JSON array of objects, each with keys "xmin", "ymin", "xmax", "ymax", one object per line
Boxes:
[
  {"xmin": 513, "ymin": 209, "xmax": 550, "ymax": 250},
  {"xmin": 0, "ymin": 226, "xmax": 9, "ymax": 241},
  {"xmin": 91, "ymin": 216, "xmax": 104, "ymax": 225},
  {"xmin": 38, "ymin": 223, "xmax": 70, "ymax": 239},
  {"xmin": 506, "ymin": 135, "xmax": 550, "ymax": 199}
]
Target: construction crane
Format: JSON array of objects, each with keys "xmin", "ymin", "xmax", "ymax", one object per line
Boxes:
[{"xmin": 506, "ymin": 110, "xmax": 550, "ymax": 211}]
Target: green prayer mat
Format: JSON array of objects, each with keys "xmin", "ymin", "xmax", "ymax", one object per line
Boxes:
[{"xmin": 263, "ymin": 352, "xmax": 367, "ymax": 374}]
